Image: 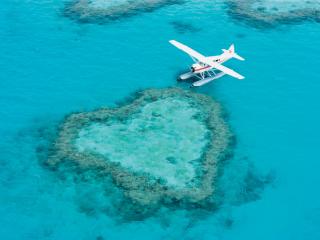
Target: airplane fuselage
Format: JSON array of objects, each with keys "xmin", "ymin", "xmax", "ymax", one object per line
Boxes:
[{"xmin": 191, "ymin": 51, "xmax": 233, "ymax": 73}]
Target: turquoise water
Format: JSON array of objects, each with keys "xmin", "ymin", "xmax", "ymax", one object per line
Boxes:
[{"xmin": 1, "ymin": 0, "xmax": 320, "ymax": 239}]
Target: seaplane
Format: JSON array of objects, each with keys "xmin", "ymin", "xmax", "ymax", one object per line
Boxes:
[{"xmin": 169, "ymin": 40, "xmax": 245, "ymax": 87}]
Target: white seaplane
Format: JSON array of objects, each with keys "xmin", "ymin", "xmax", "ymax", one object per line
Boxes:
[{"xmin": 169, "ymin": 40, "xmax": 245, "ymax": 87}]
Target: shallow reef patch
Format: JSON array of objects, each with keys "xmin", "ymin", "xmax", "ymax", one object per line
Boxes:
[
  {"xmin": 46, "ymin": 88, "xmax": 234, "ymax": 217},
  {"xmin": 227, "ymin": 0, "xmax": 320, "ymax": 28},
  {"xmin": 63, "ymin": 0, "xmax": 184, "ymax": 24},
  {"xmin": 170, "ymin": 20, "xmax": 201, "ymax": 34}
]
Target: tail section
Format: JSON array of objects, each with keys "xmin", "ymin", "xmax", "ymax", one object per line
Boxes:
[
  {"xmin": 222, "ymin": 44, "xmax": 245, "ymax": 61},
  {"xmin": 228, "ymin": 44, "xmax": 235, "ymax": 53}
]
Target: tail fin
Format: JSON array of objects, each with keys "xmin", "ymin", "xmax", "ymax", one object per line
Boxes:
[
  {"xmin": 222, "ymin": 44, "xmax": 245, "ymax": 61},
  {"xmin": 228, "ymin": 44, "xmax": 235, "ymax": 53}
]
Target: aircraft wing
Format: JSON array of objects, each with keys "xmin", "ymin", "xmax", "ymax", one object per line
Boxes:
[
  {"xmin": 169, "ymin": 40, "xmax": 207, "ymax": 62},
  {"xmin": 212, "ymin": 63, "xmax": 244, "ymax": 80},
  {"xmin": 201, "ymin": 58, "xmax": 245, "ymax": 80}
]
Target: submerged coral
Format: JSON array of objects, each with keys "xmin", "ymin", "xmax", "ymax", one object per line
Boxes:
[
  {"xmin": 64, "ymin": 0, "xmax": 183, "ymax": 23},
  {"xmin": 47, "ymin": 88, "xmax": 234, "ymax": 214},
  {"xmin": 170, "ymin": 20, "xmax": 201, "ymax": 34},
  {"xmin": 227, "ymin": 0, "xmax": 320, "ymax": 28}
]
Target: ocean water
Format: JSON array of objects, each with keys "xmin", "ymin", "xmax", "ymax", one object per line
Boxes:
[{"xmin": 1, "ymin": 0, "xmax": 320, "ymax": 239}]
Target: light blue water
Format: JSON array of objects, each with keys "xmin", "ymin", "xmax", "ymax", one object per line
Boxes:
[{"xmin": 1, "ymin": 0, "xmax": 320, "ymax": 239}]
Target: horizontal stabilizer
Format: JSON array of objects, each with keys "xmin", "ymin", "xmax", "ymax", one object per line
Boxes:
[{"xmin": 232, "ymin": 52, "xmax": 245, "ymax": 61}]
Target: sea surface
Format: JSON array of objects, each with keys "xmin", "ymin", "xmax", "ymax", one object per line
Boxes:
[{"xmin": 1, "ymin": 0, "xmax": 320, "ymax": 239}]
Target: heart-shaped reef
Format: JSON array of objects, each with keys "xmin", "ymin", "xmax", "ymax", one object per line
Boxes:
[{"xmin": 47, "ymin": 88, "xmax": 233, "ymax": 212}]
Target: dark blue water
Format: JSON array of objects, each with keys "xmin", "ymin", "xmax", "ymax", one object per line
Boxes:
[{"xmin": 1, "ymin": 0, "xmax": 320, "ymax": 239}]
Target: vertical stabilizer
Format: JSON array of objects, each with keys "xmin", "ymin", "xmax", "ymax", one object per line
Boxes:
[
  {"xmin": 226, "ymin": 44, "xmax": 245, "ymax": 61},
  {"xmin": 229, "ymin": 44, "xmax": 235, "ymax": 53}
]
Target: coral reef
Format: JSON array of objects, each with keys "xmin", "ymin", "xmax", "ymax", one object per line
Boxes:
[
  {"xmin": 64, "ymin": 0, "xmax": 183, "ymax": 23},
  {"xmin": 227, "ymin": 0, "xmax": 320, "ymax": 28},
  {"xmin": 46, "ymin": 88, "xmax": 234, "ymax": 214}
]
